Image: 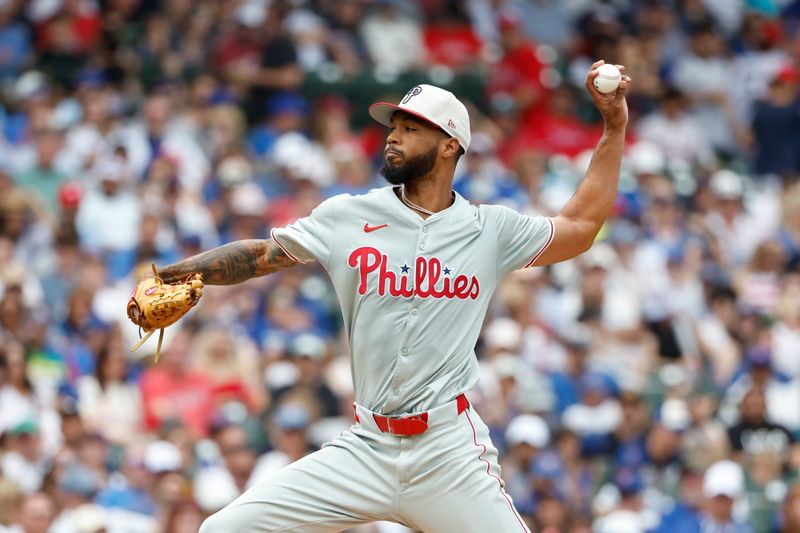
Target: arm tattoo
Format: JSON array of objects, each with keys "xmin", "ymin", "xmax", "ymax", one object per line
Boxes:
[{"xmin": 158, "ymin": 239, "xmax": 297, "ymax": 285}]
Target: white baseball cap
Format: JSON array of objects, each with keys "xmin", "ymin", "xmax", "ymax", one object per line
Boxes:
[
  {"xmin": 369, "ymin": 84, "xmax": 471, "ymax": 153},
  {"xmin": 144, "ymin": 440, "xmax": 183, "ymax": 473},
  {"xmin": 709, "ymin": 169, "xmax": 744, "ymax": 199},
  {"xmin": 703, "ymin": 459, "xmax": 745, "ymax": 499},
  {"xmin": 505, "ymin": 414, "xmax": 550, "ymax": 448},
  {"xmin": 659, "ymin": 398, "xmax": 691, "ymax": 432}
]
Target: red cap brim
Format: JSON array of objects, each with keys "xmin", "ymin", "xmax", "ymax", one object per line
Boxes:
[{"xmin": 368, "ymin": 102, "xmax": 443, "ymax": 132}]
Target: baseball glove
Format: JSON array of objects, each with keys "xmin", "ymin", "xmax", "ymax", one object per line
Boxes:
[{"xmin": 127, "ymin": 263, "xmax": 203, "ymax": 362}]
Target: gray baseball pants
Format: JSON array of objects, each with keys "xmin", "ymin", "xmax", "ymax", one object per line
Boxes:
[{"xmin": 199, "ymin": 397, "xmax": 531, "ymax": 532}]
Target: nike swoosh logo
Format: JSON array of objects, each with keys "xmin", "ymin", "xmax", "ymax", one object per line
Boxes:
[{"xmin": 364, "ymin": 223, "xmax": 389, "ymax": 233}]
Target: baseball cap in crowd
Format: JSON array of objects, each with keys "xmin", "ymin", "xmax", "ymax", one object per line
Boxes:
[
  {"xmin": 58, "ymin": 464, "xmax": 100, "ymax": 498},
  {"xmin": 7, "ymin": 417, "xmax": 39, "ymax": 436},
  {"xmin": 143, "ymin": 440, "xmax": 183, "ymax": 474},
  {"xmin": 75, "ymin": 68, "xmax": 107, "ymax": 90},
  {"xmin": 532, "ymin": 450, "xmax": 564, "ymax": 480},
  {"xmin": 273, "ymin": 404, "xmax": 311, "ymax": 431},
  {"xmin": 229, "ymin": 182, "xmax": 268, "ymax": 217},
  {"xmin": 483, "ymin": 317, "xmax": 522, "ymax": 351},
  {"xmin": 560, "ymin": 324, "xmax": 592, "ymax": 351},
  {"xmin": 369, "ymin": 84, "xmax": 471, "ymax": 153},
  {"xmin": 582, "ymin": 242, "xmax": 618, "ymax": 270},
  {"xmin": 580, "ymin": 373, "xmax": 610, "ymax": 397},
  {"xmin": 774, "ymin": 63, "xmax": 800, "ymax": 84},
  {"xmin": 498, "ymin": 11, "xmax": 521, "ymax": 31},
  {"xmin": 217, "ymin": 155, "xmax": 254, "ymax": 187},
  {"xmin": 467, "ymin": 132, "xmax": 495, "ymax": 157},
  {"xmin": 58, "ymin": 181, "xmax": 83, "ymax": 210},
  {"xmin": 746, "ymin": 345, "xmax": 772, "ymax": 368},
  {"xmin": 627, "ymin": 141, "xmax": 665, "ymax": 176},
  {"xmin": 71, "ymin": 503, "xmax": 107, "ymax": 533},
  {"xmin": 703, "ymin": 460, "xmax": 745, "ymax": 499},
  {"xmin": 236, "ymin": 0, "xmax": 266, "ymax": 27},
  {"xmin": 709, "ymin": 169, "xmax": 744, "ymax": 199},
  {"xmin": 92, "ymin": 158, "xmax": 127, "ymax": 184},
  {"xmin": 266, "ymin": 92, "xmax": 309, "ymax": 118},
  {"xmin": 594, "ymin": 510, "xmax": 646, "ymax": 533},
  {"xmin": 613, "ymin": 467, "xmax": 644, "ymax": 495},
  {"xmin": 288, "ymin": 332, "xmax": 327, "ymax": 360},
  {"xmin": 608, "ymin": 220, "xmax": 641, "ymax": 247},
  {"xmin": 14, "ymin": 70, "xmax": 49, "ymax": 101},
  {"xmin": 492, "ymin": 353, "xmax": 522, "ymax": 380},
  {"xmin": 193, "ymin": 466, "xmax": 239, "ymax": 512},
  {"xmin": 659, "ymin": 398, "xmax": 691, "ymax": 432},
  {"xmin": 505, "ymin": 414, "xmax": 550, "ymax": 449}
]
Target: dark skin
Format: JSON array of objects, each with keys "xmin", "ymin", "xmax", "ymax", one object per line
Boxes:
[
  {"xmin": 159, "ymin": 61, "xmax": 630, "ymax": 285},
  {"xmin": 159, "ymin": 239, "xmax": 295, "ymax": 285},
  {"xmin": 384, "ymin": 113, "xmax": 462, "ymax": 215}
]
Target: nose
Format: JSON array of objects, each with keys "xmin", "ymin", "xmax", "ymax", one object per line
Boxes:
[{"xmin": 386, "ymin": 127, "xmax": 400, "ymax": 147}]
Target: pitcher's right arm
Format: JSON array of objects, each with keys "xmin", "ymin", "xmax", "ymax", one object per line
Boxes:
[{"xmin": 158, "ymin": 239, "xmax": 297, "ymax": 285}]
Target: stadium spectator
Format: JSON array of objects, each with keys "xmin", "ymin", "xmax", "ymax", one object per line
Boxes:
[
  {"xmin": 0, "ymin": 2, "xmax": 797, "ymax": 531},
  {"xmin": 76, "ymin": 333, "xmax": 143, "ymax": 445},
  {"xmin": 750, "ymin": 63, "xmax": 800, "ymax": 180},
  {"xmin": 637, "ymin": 87, "xmax": 715, "ymax": 168},
  {"xmin": 139, "ymin": 328, "xmax": 215, "ymax": 438},
  {"xmin": 360, "ymin": 0, "xmax": 425, "ymax": 74},
  {"xmin": 422, "ymin": 0, "xmax": 483, "ymax": 72},
  {"xmin": 13, "ymin": 492, "xmax": 56, "ymax": 533}
]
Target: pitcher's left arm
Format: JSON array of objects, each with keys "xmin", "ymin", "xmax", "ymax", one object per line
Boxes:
[{"xmin": 531, "ymin": 60, "xmax": 630, "ymax": 266}]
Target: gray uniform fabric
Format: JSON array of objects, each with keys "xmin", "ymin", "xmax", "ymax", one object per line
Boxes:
[
  {"xmin": 200, "ymin": 399, "xmax": 532, "ymax": 533},
  {"xmin": 272, "ymin": 186, "xmax": 553, "ymax": 414},
  {"xmin": 201, "ymin": 186, "xmax": 553, "ymax": 532}
]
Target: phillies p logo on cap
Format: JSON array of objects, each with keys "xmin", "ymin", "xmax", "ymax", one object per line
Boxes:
[{"xmin": 401, "ymin": 86, "xmax": 423, "ymax": 104}]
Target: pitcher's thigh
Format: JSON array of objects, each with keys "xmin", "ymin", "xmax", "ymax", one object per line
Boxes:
[
  {"xmin": 401, "ymin": 411, "xmax": 531, "ymax": 533},
  {"xmin": 200, "ymin": 434, "xmax": 393, "ymax": 533}
]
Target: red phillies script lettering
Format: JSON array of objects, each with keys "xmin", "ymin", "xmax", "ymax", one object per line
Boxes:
[{"xmin": 348, "ymin": 246, "xmax": 480, "ymax": 300}]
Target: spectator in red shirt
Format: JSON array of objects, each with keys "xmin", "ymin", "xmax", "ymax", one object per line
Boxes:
[
  {"xmin": 422, "ymin": 0, "xmax": 482, "ymax": 71},
  {"xmin": 35, "ymin": 0, "xmax": 100, "ymax": 87},
  {"xmin": 35, "ymin": 0, "xmax": 100, "ymax": 54},
  {"xmin": 214, "ymin": 2, "xmax": 303, "ymax": 124},
  {"xmin": 503, "ymin": 85, "xmax": 603, "ymax": 163},
  {"xmin": 140, "ymin": 327, "xmax": 215, "ymax": 438},
  {"xmin": 190, "ymin": 325, "xmax": 267, "ymax": 414},
  {"xmin": 487, "ymin": 12, "xmax": 549, "ymax": 126}
]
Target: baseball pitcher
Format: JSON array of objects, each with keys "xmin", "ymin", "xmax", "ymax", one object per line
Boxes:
[{"xmin": 130, "ymin": 61, "xmax": 630, "ymax": 532}]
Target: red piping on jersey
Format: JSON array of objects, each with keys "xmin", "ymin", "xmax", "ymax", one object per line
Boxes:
[
  {"xmin": 464, "ymin": 410, "xmax": 530, "ymax": 533},
  {"xmin": 270, "ymin": 228, "xmax": 302, "ymax": 263},
  {"xmin": 524, "ymin": 217, "xmax": 555, "ymax": 268}
]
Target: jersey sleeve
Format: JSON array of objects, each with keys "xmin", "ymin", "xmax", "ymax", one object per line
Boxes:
[
  {"xmin": 270, "ymin": 196, "xmax": 340, "ymax": 266},
  {"xmin": 490, "ymin": 205, "xmax": 555, "ymax": 277}
]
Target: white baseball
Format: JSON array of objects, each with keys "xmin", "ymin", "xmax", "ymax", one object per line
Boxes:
[{"xmin": 593, "ymin": 64, "xmax": 622, "ymax": 94}]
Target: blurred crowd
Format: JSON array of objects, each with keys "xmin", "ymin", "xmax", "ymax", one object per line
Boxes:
[{"xmin": 1, "ymin": 0, "xmax": 800, "ymax": 532}]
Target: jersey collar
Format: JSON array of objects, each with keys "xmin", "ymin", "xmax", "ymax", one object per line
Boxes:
[{"xmin": 384, "ymin": 186, "xmax": 469, "ymax": 224}]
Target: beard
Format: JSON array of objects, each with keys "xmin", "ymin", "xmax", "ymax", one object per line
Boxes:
[{"xmin": 380, "ymin": 146, "xmax": 438, "ymax": 185}]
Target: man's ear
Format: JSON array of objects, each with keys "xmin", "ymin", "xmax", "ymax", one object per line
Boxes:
[{"xmin": 440, "ymin": 137, "xmax": 461, "ymax": 160}]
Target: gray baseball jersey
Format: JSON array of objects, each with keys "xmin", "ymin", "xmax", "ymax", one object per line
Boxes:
[{"xmin": 272, "ymin": 186, "xmax": 554, "ymax": 415}]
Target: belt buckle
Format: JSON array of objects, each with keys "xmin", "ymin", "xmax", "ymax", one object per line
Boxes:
[{"xmin": 388, "ymin": 415, "xmax": 428, "ymax": 436}]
